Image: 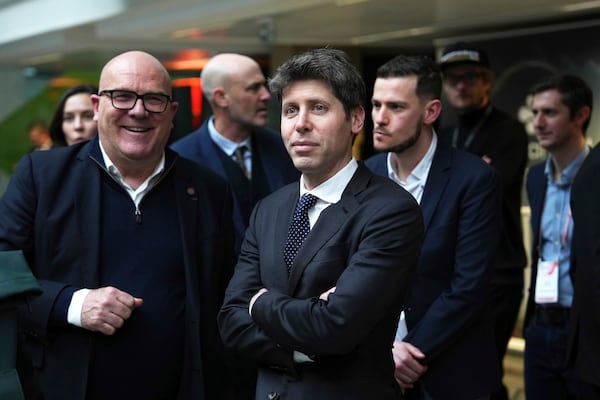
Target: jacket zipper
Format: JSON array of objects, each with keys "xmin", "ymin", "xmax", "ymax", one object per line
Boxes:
[{"xmin": 89, "ymin": 156, "xmax": 177, "ymax": 224}]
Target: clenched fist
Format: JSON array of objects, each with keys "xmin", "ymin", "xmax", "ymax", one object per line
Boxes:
[{"xmin": 80, "ymin": 286, "xmax": 143, "ymax": 335}]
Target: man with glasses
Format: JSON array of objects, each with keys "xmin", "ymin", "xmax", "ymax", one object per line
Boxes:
[
  {"xmin": 0, "ymin": 51, "xmax": 236, "ymax": 399},
  {"xmin": 99, "ymin": 89, "xmax": 173, "ymax": 113},
  {"xmin": 439, "ymin": 42, "xmax": 528, "ymax": 400}
]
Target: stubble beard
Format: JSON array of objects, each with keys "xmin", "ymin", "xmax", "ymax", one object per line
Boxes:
[{"xmin": 386, "ymin": 120, "xmax": 422, "ymax": 155}]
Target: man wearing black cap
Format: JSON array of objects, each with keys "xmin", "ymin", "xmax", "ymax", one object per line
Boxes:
[{"xmin": 438, "ymin": 42, "xmax": 528, "ymax": 400}]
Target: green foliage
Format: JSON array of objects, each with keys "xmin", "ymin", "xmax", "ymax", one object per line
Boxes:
[
  {"xmin": 0, "ymin": 90, "xmax": 55, "ymax": 173},
  {"xmin": 0, "ymin": 71, "xmax": 98, "ymax": 174}
]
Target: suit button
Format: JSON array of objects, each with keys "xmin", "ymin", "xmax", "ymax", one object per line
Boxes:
[{"xmin": 268, "ymin": 392, "xmax": 280, "ymax": 400}]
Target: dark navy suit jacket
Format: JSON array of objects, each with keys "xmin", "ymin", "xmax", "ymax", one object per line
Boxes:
[
  {"xmin": 366, "ymin": 140, "xmax": 502, "ymax": 399},
  {"xmin": 0, "ymin": 138, "xmax": 235, "ymax": 400},
  {"xmin": 523, "ymin": 163, "xmax": 547, "ymax": 330},
  {"xmin": 219, "ymin": 163, "xmax": 423, "ymax": 399},
  {"xmin": 568, "ymin": 144, "xmax": 600, "ymax": 387},
  {"xmin": 171, "ymin": 120, "xmax": 299, "ymax": 244}
]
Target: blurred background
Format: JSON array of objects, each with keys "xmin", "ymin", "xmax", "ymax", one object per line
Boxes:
[
  {"xmin": 2, "ymin": 3, "xmax": 600, "ymax": 396},
  {"xmin": 2, "ymin": 0, "xmax": 600, "ymax": 171}
]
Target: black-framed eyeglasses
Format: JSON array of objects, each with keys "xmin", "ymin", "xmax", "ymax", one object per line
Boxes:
[{"xmin": 99, "ymin": 90, "xmax": 172, "ymax": 113}]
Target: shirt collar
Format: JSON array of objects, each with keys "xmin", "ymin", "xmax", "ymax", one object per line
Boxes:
[
  {"xmin": 299, "ymin": 158, "xmax": 358, "ymax": 205},
  {"xmin": 544, "ymin": 146, "xmax": 590, "ymax": 185},
  {"xmin": 98, "ymin": 139, "xmax": 165, "ymax": 191},
  {"xmin": 208, "ymin": 116, "xmax": 252, "ymax": 156},
  {"xmin": 386, "ymin": 131, "xmax": 437, "ymax": 184}
]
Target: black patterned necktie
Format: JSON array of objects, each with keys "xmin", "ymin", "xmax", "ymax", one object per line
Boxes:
[
  {"xmin": 234, "ymin": 145, "xmax": 250, "ymax": 179},
  {"xmin": 284, "ymin": 193, "xmax": 318, "ymax": 273}
]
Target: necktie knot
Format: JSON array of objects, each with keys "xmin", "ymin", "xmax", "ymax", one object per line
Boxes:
[
  {"xmin": 284, "ymin": 193, "xmax": 318, "ymax": 273},
  {"xmin": 293, "ymin": 193, "xmax": 318, "ymax": 219},
  {"xmin": 234, "ymin": 145, "xmax": 250, "ymax": 179}
]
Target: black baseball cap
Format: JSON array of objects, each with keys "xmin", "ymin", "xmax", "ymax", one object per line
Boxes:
[{"xmin": 438, "ymin": 42, "xmax": 490, "ymax": 69}]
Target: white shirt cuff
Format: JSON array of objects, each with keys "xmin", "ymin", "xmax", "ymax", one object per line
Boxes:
[
  {"xmin": 249, "ymin": 289, "xmax": 267, "ymax": 316},
  {"xmin": 67, "ymin": 288, "xmax": 91, "ymax": 327},
  {"xmin": 396, "ymin": 310, "xmax": 408, "ymax": 340},
  {"xmin": 293, "ymin": 351, "xmax": 314, "ymax": 363}
]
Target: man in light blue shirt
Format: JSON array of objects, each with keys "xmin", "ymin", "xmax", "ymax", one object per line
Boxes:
[
  {"xmin": 171, "ymin": 53, "xmax": 299, "ymax": 256},
  {"xmin": 525, "ymin": 73, "xmax": 592, "ymax": 400}
]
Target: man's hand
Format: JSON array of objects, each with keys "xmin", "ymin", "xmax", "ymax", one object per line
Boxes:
[
  {"xmin": 80, "ymin": 286, "xmax": 143, "ymax": 335},
  {"xmin": 392, "ymin": 340, "xmax": 427, "ymax": 389}
]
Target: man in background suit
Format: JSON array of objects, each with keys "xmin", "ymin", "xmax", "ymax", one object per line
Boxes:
[
  {"xmin": 218, "ymin": 48, "xmax": 424, "ymax": 399},
  {"xmin": 0, "ymin": 51, "xmax": 235, "ymax": 400},
  {"xmin": 27, "ymin": 120, "xmax": 53, "ymax": 151},
  {"xmin": 171, "ymin": 52, "xmax": 298, "ymax": 400},
  {"xmin": 438, "ymin": 42, "xmax": 528, "ymax": 400},
  {"xmin": 569, "ymin": 143, "xmax": 600, "ymax": 399},
  {"xmin": 365, "ymin": 54, "xmax": 502, "ymax": 399},
  {"xmin": 525, "ymin": 74, "xmax": 592, "ymax": 400},
  {"xmin": 171, "ymin": 53, "xmax": 299, "ymax": 250}
]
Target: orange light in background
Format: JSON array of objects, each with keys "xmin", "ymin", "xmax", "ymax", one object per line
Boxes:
[
  {"xmin": 49, "ymin": 77, "xmax": 88, "ymax": 88},
  {"xmin": 163, "ymin": 48, "xmax": 211, "ymax": 71},
  {"xmin": 165, "ymin": 49, "xmax": 211, "ymax": 129},
  {"xmin": 173, "ymin": 77, "xmax": 202, "ymax": 129}
]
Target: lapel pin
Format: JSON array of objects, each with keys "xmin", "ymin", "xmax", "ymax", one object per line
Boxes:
[{"xmin": 186, "ymin": 187, "xmax": 198, "ymax": 200}]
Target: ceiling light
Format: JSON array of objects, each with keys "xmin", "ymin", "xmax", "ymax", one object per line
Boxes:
[
  {"xmin": 334, "ymin": 0, "xmax": 368, "ymax": 6},
  {"xmin": 351, "ymin": 26, "xmax": 435, "ymax": 44},
  {"xmin": 22, "ymin": 52, "xmax": 62, "ymax": 66},
  {"xmin": 561, "ymin": 1, "xmax": 600, "ymax": 12}
]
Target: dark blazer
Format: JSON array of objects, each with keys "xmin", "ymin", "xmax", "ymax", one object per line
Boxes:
[
  {"xmin": 365, "ymin": 141, "xmax": 502, "ymax": 399},
  {"xmin": 523, "ymin": 162, "xmax": 547, "ymax": 329},
  {"xmin": 568, "ymin": 144, "xmax": 600, "ymax": 387},
  {"xmin": 0, "ymin": 138, "xmax": 236, "ymax": 400},
  {"xmin": 218, "ymin": 163, "xmax": 424, "ymax": 400},
  {"xmin": 171, "ymin": 120, "xmax": 299, "ymax": 243}
]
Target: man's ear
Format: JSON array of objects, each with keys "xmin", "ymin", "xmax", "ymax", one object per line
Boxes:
[
  {"xmin": 213, "ymin": 87, "xmax": 228, "ymax": 108},
  {"xmin": 91, "ymin": 94, "xmax": 100, "ymax": 122},
  {"xmin": 575, "ymin": 105, "xmax": 591, "ymax": 130},
  {"xmin": 423, "ymin": 99, "xmax": 442, "ymax": 125},
  {"xmin": 351, "ymin": 105, "xmax": 365, "ymax": 135}
]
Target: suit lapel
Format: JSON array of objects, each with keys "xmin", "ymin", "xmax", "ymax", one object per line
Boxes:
[
  {"xmin": 420, "ymin": 143, "xmax": 452, "ymax": 230},
  {"xmin": 529, "ymin": 167, "xmax": 547, "ymax": 248},
  {"xmin": 74, "ymin": 142, "xmax": 102, "ymax": 287},
  {"xmin": 528, "ymin": 165, "xmax": 547, "ymax": 297},
  {"xmin": 251, "ymin": 130, "xmax": 291, "ymax": 191},
  {"xmin": 287, "ymin": 165, "xmax": 369, "ymax": 294},
  {"xmin": 198, "ymin": 125, "xmax": 229, "ymax": 178},
  {"xmin": 268, "ymin": 188, "xmax": 298, "ymax": 293},
  {"xmin": 172, "ymin": 160, "xmax": 199, "ymax": 304},
  {"xmin": 172, "ymin": 161, "xmax": 202, "ymax": 369}
]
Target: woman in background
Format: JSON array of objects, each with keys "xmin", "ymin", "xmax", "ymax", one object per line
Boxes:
[{"xmin": 49, "ymin": 84, "xmax": 98, "ymax": 146}]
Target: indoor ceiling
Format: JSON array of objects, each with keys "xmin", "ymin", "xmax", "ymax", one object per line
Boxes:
[{"xmin": 1, "ymin": 0, "xmax": 600, "ymax": 69}]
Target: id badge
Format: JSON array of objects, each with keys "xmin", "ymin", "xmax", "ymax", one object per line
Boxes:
[{"xmin": 534, "ymin": 258, "xmax": 559, "ymax": 304}]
